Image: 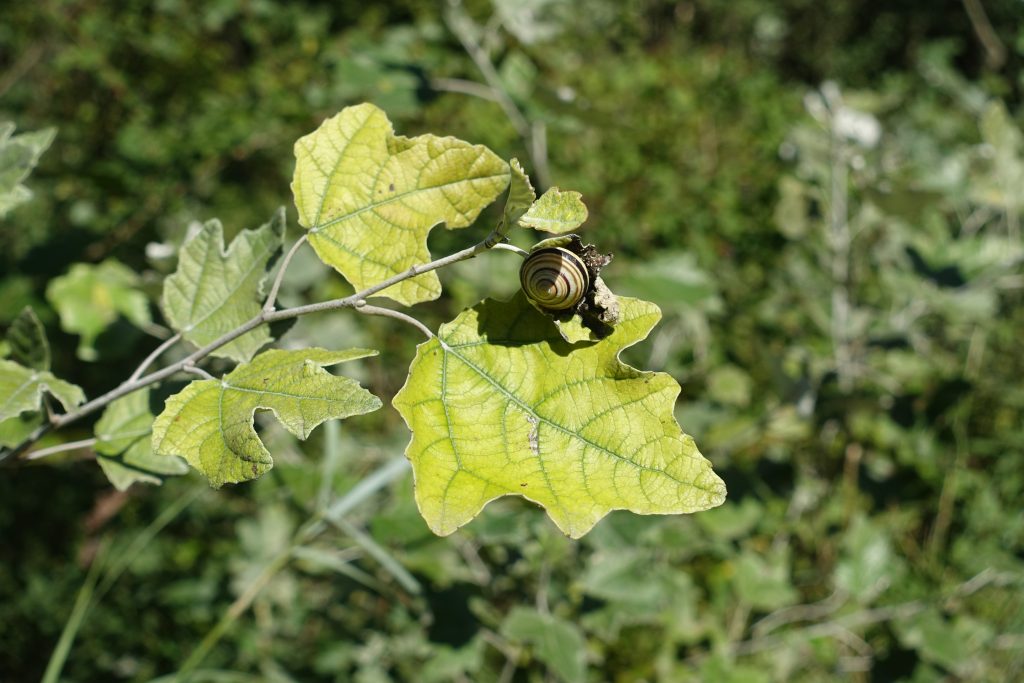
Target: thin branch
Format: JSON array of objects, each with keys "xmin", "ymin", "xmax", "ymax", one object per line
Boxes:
[
  {"xmin": 961, "ymin": 0, "xmax": 1007, "ymax": 69},
  {"xmin": 354, "ymin": 302, "xmax": 434, "ymax": 339},
  {"xmin": 128, "ymin": 333, "xmax": 182, "ymax": 382},
  {"xmin": 263, "ymin": 234, "xmax": 308, "ymax": 313},
  {"xmin": 730, "ymin": 569, "xmax": 1018, "ymax": 658},
  {"xmin": 491, "ymin": 242, "xmax": 529, "ymax": 258},
  {"xmin": 7, "ymin": 229, "xmax": 510, "ymax": 460},
  {"xmin": 25, "ymin": 438, "xmax": 98, "ymax": 461},
  {"xmin": 182, "ymin": 363, "xmax": 215, "ymax": 380},
  {"xmin": 444, "ymin": 0, "xmax": 552, "ymax": 189}
]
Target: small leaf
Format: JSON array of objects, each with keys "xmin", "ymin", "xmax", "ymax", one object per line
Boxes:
[
  {"xmin": 46, "ymin": 259, "xmax": 152, "ymax": 361},
  {"xmin": 6, "ymin": 306, "xmax": 49, "ymax": 370},
  {"xmin": 0, "ymin": 411, "xmax": 42, "ymax": 448},
  {"xmin": 291, "ymin": 103, "xmax": 510, "ymax": 305},
  {"xmin": 95, "ymin": 389, "xmax": 187, "ymax": 491},
  {"xmin": 0, "ymin": 359, "xmax": 84, "ymax": 421},
  {"xmin": 519, "ymin": 187, "xmax": 588, "ymax": 233},
  {"xmin": 835, "ymin": 514, "xmax": 903, "ymax": 602},
  {"xmin": 392, "ymin": 292, "xmax": 725, "ymax": 538},
  {"xmin": 501, "ymin": 607, "xmax": 586, "ymax": 683},
  {"xmin": 501, "ymin": 158, "xmax": 536, "ymax": 232},
  {"xmin": 162, "ymin": 209, "xmax": 284, "ymax": 362},
  {"xmin": 733, "ymin": 549, "xmax": 798, "ymax": 610},
  {"xmin": 152, "ymin": 348, "xmax": 382, "ymax": 487},
  {"xmin": 0, "ymin": 122, "xmax": 56, "ymax": 218}
]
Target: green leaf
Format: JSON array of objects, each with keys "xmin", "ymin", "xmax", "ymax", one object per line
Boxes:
[
  {"xmin": 152, "ymin": 348, "xmax": 382, "ymax": 487},
  {"xmin": 501, "ymin": 158, "xmax": 536, "ymax": 232},
  {"xmin": 162, "ymin": 210, "xmax": 284, "ymax": 362},
  {"xmin": 94, "ymin": 390, "xmax": 187, "ymax": 491},
  {"xmin": 0, "ymin": 411, "xmax": 42, "ymax": 448},
  {"xmin": 45, "ymin": 259, "xmax": 152, "ymax": 361},
  {"xmin": 0, "ymin": 122, "xmax": 56, "ymax": 218},
  {"xmin": 733, "ymin": 548, "xmax": 799, "ymax": 610},
  {"xmin": 835, "ymin": 514, "xmax": 903, "ymax": 602},
  {"xmin": 501, "ymin": 607, "xmax": 586, "ymax": 683},
  {"xmin": 519, "ymin": 187, "xmax": 588, "ymax": 233},
  {"xmin": 0, "ymin": 359, "xmax": 84, "ymax": 421},
  {"xmin": 392, "ymin": 292, "xmax": 725, "ymax": 538},
  {"xmin": 291, "ymin": 103, "xmax": 510, "ymax": 305},
  {"xmin": 6, "ymin": 306, "xmax": 49, "ymax": 370}
]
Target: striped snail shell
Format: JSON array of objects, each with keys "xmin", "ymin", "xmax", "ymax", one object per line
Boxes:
[{"xmin": 519, "ymin": 247, "xmax": 590, "ymax": 311}]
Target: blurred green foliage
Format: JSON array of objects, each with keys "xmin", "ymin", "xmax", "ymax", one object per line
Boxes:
[{"xmin": 3, "ymin": 0, "xmax": 1024, "ymax": 681}]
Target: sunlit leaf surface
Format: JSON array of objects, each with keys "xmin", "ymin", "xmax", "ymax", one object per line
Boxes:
[{"xmin": 393, "ymin": 292, "xmax": 725, "ymax": 538}]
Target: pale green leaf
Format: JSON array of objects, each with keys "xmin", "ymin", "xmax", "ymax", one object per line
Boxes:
[
  {"xmin": 0, "ymin": 122, "xmax": 56, "ymax": 218},
  {"xmin": 501, "ymin": 607, "xmax": 586, "ymax": 683},
  {"xmin": 46, "ymin": 259, "xmax": 152, "ymax": 361},
  {"xmin": 152, "ymin": 348, "xmax": 382, "ymax": 487},
  {"xmin": 733, "ymin": 549, "xmax": 798, "ymax": 610},
  {"xmin": 6, "ymin": 306, "xmax": 49, "ymax": 370},
  {"xmin": 95, "ymin": 389, "xmax": 187, "ymax": 491},
  {"xmin": 519, "ymin": 187, "xmax": 588, "ymax": 233},
  {"xmin": 0, "ymin": 359, "xmax": 84, "ymax": 421},
  {"xmin": 501, "ymin": 158, "xmax": 536, "ymax": 231},
  {"xmin": 392, "ymin": 292, "xmax": 726, "ymax": 538},
  {"xmin": 291, "ymin": 103, "xmax": 510, "ymax": 305},
  {"xmin": 835, "ymin": 514, "xmax": 903, "ymax": 602},
  {"xmin": 162, "ymin": 210, "xmax": 284, "ymax": 362},
  {"xmin": 0, "ymin": 411, "xmax": 42, "ymax": 448}
]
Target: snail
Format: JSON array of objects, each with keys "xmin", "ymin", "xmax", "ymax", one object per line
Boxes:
[{"xmin": 519, "ymin": 247, "xmax": 590, "ymax": 311}]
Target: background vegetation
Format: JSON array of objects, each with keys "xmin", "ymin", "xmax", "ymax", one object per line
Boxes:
[{"xmin": 2, "ymin": 0, "xmax": 1023, "ymax": 680}]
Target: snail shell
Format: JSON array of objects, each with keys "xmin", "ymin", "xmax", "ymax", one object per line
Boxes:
[{"xmin": 519, "ymin": 247, "xmax": 590, "ymax": 311}]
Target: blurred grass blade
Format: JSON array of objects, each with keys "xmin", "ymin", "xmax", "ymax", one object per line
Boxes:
[
  {"xmin": 291, "ymin": 546, "xmax": 388, "ymax": 593},
  {"xmin": 41, "ymin": 486, "xmax": 202, "ymax": 683},
  {"xmin": 330, "ymin": 516, "xmax": 422, "ymax": 595},
  {"xmin": 316, "ymin": 419, "xmax": 342, "ymax": 512},
  {"xmin": 41, "ymin": 538, "xmax": 108, "ymax": 683},
  {"xmin": 322, "ymin": 457, "xmax": 409, "ymax": 522}
]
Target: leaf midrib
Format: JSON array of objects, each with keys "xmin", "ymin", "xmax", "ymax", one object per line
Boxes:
[{"xmin": 440, "ymin": 344, "xmax": 689, "ymax": 485}]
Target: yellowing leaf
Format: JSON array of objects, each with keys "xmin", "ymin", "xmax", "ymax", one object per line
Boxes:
[
  {"xmin": 0, "ymin": 359, "xmax": 84, "ymax": 422},
  {"xmin": 95, "ymin": 389, "xmax": 187, "ymax": 491},
  {"xmin": 152, "ymin": 348, "xmax": 382, "ymax": 487},
  {"xmin": 519, "ymin": 187, "xmax": 588, "ymax": 233},
  {"xmin": 46, "ymin": 259, "xmax": 152, "ymax": 361},
  {"xmin": 291, "ymin": 103, "xmax": 510, "ymax": 305},
  {"xmin": 162, "ymin": 210, "xmax": 284, "ymax": 362},
  {"xmin": 393, "ymin": 292, "xmax": 726, "ymax": 538}
]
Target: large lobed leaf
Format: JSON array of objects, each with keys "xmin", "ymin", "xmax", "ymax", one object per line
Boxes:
[
  {"xmin": 0, "ymin": 122, "xmax": 56, "ymax": 218},
  {"xmin": 152, "ymin": 348, "xmax": 382, "ymax": 487},
  {"xmin": 46, "ymin": 259, "xmax": 152, "ymax": 361},
  {"xmin": 291, "ymin": 103, "xmax": 510, "ymax": 305},
  {"xmin": 94, "ymin": 389, "xmax": 187, "ymax": 491},
  {"xmin": 393, "ymin": 292, "xmax": 726, "ymax": 538},
  {"xmin": 162, "ymin": 209, "xmax": 284, "ymax": 362}
]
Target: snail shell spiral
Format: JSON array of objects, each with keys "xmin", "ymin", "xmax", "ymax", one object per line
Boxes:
[{"xmin": 519, "ymin": 247, "xmax": 590, "ymax": 311}]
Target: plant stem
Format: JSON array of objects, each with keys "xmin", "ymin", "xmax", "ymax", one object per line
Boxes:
[
  {"xmin": 128, "ymin": 332, "xmax": 182, "ymax": 382},
  {"xmin": 263, "ymin": 234, "xmax": 308, "ymax": 313},
  {"xmin": 444, "ymin": 0, "xmax": 552, "ymax": 189},
  {"xmin": 25, "ymin": 437, "xmax": 97, "ymax": 461},
  {"xmin": 354, "ymin": 301, "xmax": 434, "ymax": 339},
  {"xmin": 8, "ymin": 232, "xmax": 513, "ymax": 461}
]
